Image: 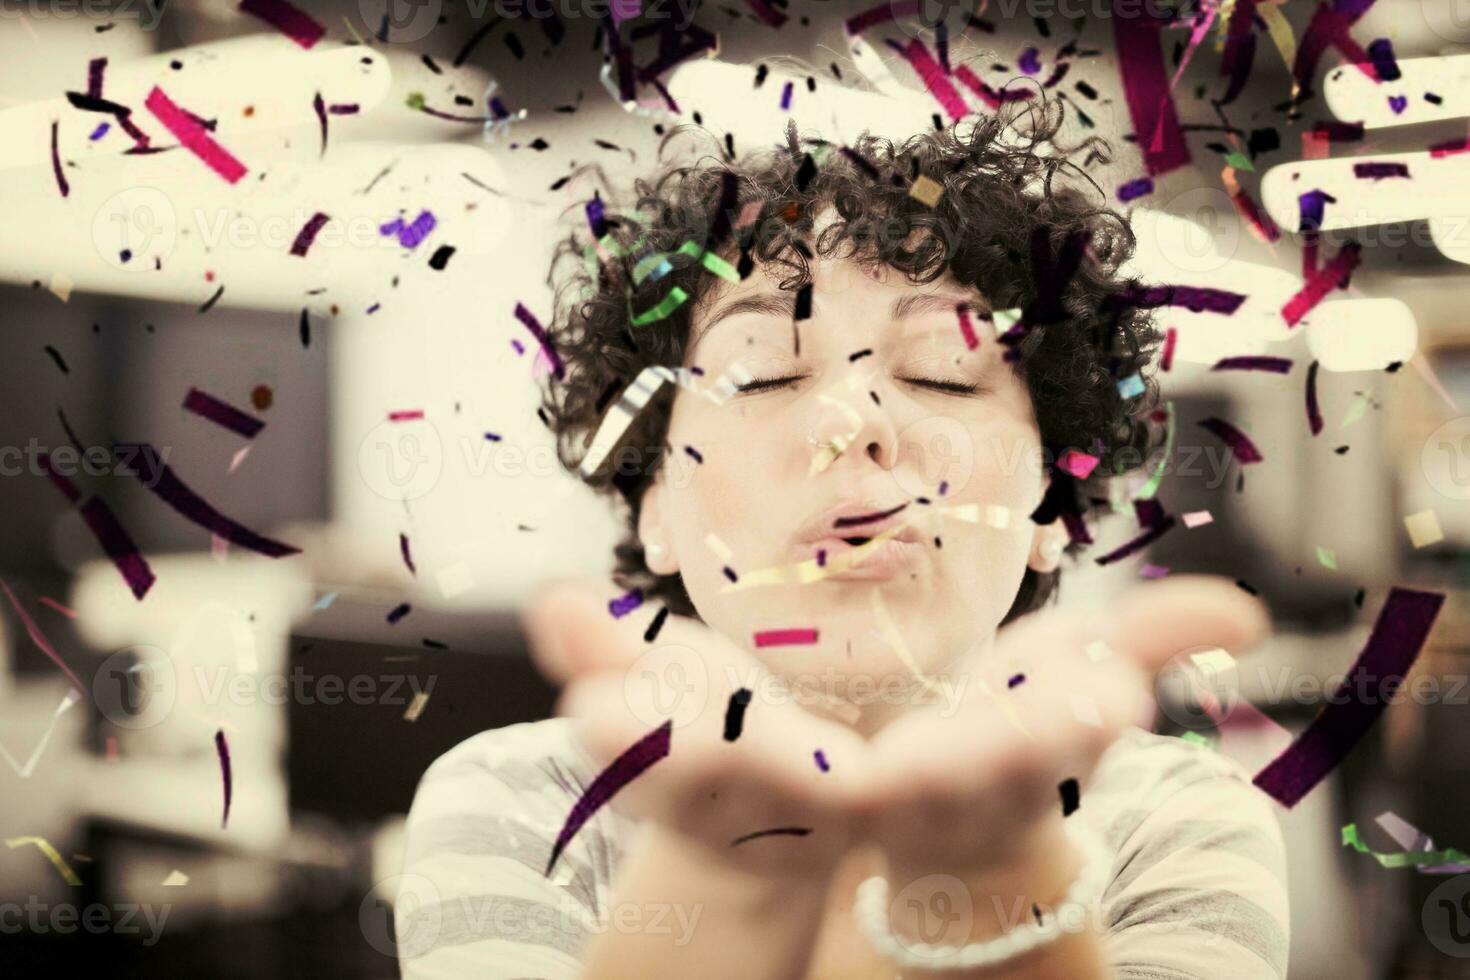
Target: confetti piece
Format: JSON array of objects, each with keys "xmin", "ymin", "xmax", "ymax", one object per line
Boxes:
[
  {"xmin": 1342, "ymin": 823, "xmax": 1470, "ymax": 870},
  {"xmin": 731, "ymin": 826, "xmax": 812, "ymax": 846},
  {"xmin": 547, "ymin": 721, "xmax": 672, "ymax": 875},
  {"xmin": 49, "ymin": 272, "xmax": 73, "ymax": 303},
  {"xmin": 631, "ymin": 287, "xmax": 689, "ymax": 325},
  {"xmin": 1141, "ymin": 563, "xmax": 1170, "ymax": 578},
  {"xmin": 239, "ymin": 0, "xmax": 325, "ymax": 48},
  {"xmin": 399, "ymin": 533, "xmax": 416, "ymax": 575},
  {"xmin": 388, "ymin": 409, "xmax": 424, "ymax": 422},
  {"xmin": 1117, "ymin": 177, "xmax": 1154, "ymax": 202},
  {"xmin": 1212, "ymin": 356, "xmax": 1293, "ymax": 374},
  {"xmin": 1198, "ymin": 417, "xmax": 1263, "ymax": 464},
  {"xmin": 214, "ymin": 729, "xmax": 233, "ymax": 829},
  {"xmin": 50, "ymin": 120, "xmax": 68, "ymax": 198},
  {"xmin": 387, "ymin": 602, "xmax": 412, "ymax": 624},
  {"xmin": 1070, "ymin": 695, "xmax": 1103, "ymax": 727},
  {"xmin": 0, "ymin": 689, "xmax": 80, "ymax": 778},
  {"xmin": 144, "ymin": 87, "xmax": 247, "ymax": 184},
  {"xmin": 1056, "ymin": 449, "xmax": 1100, "ymax": 480},
  {"xmin": 908, "ymin": 175, "xmax": 944, "ymax": 207},
  {"xmin": 1094, "ymin": 515, "xmax": 1178, "ymax": 566},
  {"xmin": 1353, "ymin": 161, "xmax": 1410, "ymax": 180},
  {"xmin": 289, "ymin": 212, "xmax": 331, "ymax": 256},
  {"xmin": 1114, "ymin": 284, "xmax": 1247, "ymax": 315},
  {"xmin": 895, "ymin": 39, "xmax": 969, "ymax": 121},
  {"xmin": 1059, "ymin": 778, "xmax": 1080, "ymax": 816},
  {"xmin": 723, "ymin": 689, "xmax": 752, "ymax": 741},
  {"xmin": 1306, "ymin": 360, "xmax": 1324, "ymax": 436},
  {"xmin": 228, "ymin": 445, "xmax": 252, "ymax": 473},
  {"xmin": 743, "ymin": 0, "xmax": 787, "ymax": 27},
  {"xmin": 1182, "ymin": 510, "xmax": 1214, "ymax": 529},
  {"xmin": 37, "ymin": 596, "xmax": 76, "ymax": 618},
  {"xmin": 404, "ymin": 691, "xmax": 430, "ymax": 722},
  {"xmin": 119, "ymin": 444, "xmax": 302, "ymax": 557},
  {"xmin": 1114, "ymin": 8, "xmax": 1191, "ymax": 176},
  {"xmin": 579, "ymin": 365, "xmax": 673, "ymax": 476},
  {"xmin": 1136, "ymin": 400, "xmax": 1175, "ymax": 501},
  {"xmin": 6, "ymin": 837, "xmax": 82, "ymax": 886},
  {"xmin": 1, "ymin": 580, "xmax": 86, "ymax": 693},
  {"xmin": 1405, "ymin": 510, "xmax": 1444, "ymax": 549},
  {"xmin": 780, "ymin": 80, "xmax": 793, "ymax": 110},
  {"xmin": 609, "ymin": 589, "xmax": 644, "ymax": 618},
  {"xmin": 1113, "ymin": 373, "xmax": 1146, "ymax": 401},
  {"xmin": 753, "ymin": 628, "xmax": 819, "ymax": 648},
  {"xmin": 814, "ymin": 750, "xmax": 830, "ymax": 773},
  {"xmin": 1317, "ymin": 545, "xmax": 1338, "ymax": 570},
  {"xmin": 1282, "ymin": 244, "xmax": 1362, "ymax": 328},
  {"xmin": 313, "ymin": 592, "xmax": 338, "ymax": 611},
  {"xmin": 182, "ymin": 387, "xmax": 265, "ymax": 438},
  {"xmin": 161, "ymin": 870, "xmax": 189, "ymax": 887},
  {"xmin": 955, "ymin": 306, "xmax": 979, "ymax": 350},
  {"xmin": 1007, "ymin": 673, "xmax": 1026, "ymax": 689},
  {"xmin": 1254, "ymin": 587, "xmax": 1444, "ymax": 808}
]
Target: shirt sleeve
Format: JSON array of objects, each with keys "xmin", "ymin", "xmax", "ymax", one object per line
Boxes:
[
  {"xmin": 396, "ymin": 723, "xmax": 615, "ymax": 980},
  {"xmin": 1100, "ymin": 772, "xmax": 1291, "ymax": 980}
]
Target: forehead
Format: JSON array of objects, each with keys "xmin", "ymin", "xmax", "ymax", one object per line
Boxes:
[{"xmin": 687, "ymin": 250, "xmax": 988, "ymax": 348}]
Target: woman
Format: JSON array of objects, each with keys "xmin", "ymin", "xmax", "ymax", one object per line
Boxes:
[{"xmin": 398, "ymin": 99, "xmax": 1290, "ymax": 979}]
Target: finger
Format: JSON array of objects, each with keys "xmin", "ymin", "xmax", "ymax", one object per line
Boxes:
[
  {"xmin": 1097, "ymin": 574, "xmax": 1271, "ymax": 676},
  {"xmin": 521, "ymin": 578, "xmax": 642, "ymax": 684}
]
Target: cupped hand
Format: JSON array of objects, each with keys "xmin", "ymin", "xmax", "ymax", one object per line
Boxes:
[
  {"xmin": 850, "ymin": 574, "xmax": 1271, "ymax": 879},
  {"xmin": 521, "ymin": 579, "xmax": 870, "ymax": 878}
]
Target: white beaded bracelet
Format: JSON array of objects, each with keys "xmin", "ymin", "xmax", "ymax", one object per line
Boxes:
[{"xmin": 853, "ymin": 819, "xmax": 1112, "ymax": 972}]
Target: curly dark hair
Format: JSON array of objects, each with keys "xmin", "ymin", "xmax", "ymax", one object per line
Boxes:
[{"xmin": 538, "ymin": 93, "xmax": 1165, "ymax": 628}]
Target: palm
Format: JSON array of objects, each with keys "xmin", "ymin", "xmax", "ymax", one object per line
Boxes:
[
  {"xmin": 523, "ymin": 581, "xmax": 869, "ymax": 875},
  {"xmin": 852, "ymin": 575, "xmax": 1271, "ymax": 874}
]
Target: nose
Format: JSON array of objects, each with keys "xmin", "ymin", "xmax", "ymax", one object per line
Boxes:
[{"xmin": 808, "ymin": 378, "xmax": 900, "ymax": 473}]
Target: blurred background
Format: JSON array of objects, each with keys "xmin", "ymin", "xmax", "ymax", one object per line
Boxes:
[{"xmin": 3, "ymin": 0, "xmax": 1470, "ymax": 977}]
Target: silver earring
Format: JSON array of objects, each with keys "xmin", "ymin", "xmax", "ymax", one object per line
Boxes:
[{"xmin": 645, "ymin": 542, "xmax": 667, "ymax": 559}]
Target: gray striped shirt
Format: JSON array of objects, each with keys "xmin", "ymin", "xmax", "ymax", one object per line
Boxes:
[{"xmin": 398, "ymin": 719, "xmax": 1289, "ymax": 978}]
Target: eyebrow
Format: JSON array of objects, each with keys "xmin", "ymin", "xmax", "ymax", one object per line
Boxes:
[{"xmin": 692, "ymin": 289, "xmax": 988, "ymax": 348}]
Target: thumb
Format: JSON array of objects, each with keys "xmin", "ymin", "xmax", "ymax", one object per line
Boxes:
[
  {"xmin": 1097, "ymin": 574, "xmax": 1272, "ymax": 677},
  {"xmin": 521, "ymin": 578, "xmax": 644, "ymax": 685}
]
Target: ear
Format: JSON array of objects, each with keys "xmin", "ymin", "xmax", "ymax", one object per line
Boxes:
[
  {"xmin": 636, "ymin": 477, "xmax": 680, "ymax": 576},
  {"xmin": 1027, "ymin": 474, "xmax": 1067, "ymax": 573},
  {"xmin": 1027, "ymin": 520, "xmax": 1068, "ymax": 574}
]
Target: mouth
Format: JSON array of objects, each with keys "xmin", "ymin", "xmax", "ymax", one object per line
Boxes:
[{"xmin": 808, "ymin": 534, "xmax": 927, "ymax": 581}]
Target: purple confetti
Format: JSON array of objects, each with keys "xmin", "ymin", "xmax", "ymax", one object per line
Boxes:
[
  {"xmin": 547, "ymin": 721, "xmax": 672, "ymax": 875},
  {"xmin": 1198, "ymin": 417, "xmax": 1264, "ymax": 464},
  {"xmin": 609, "ymin": 588, "xmax": 644, "ymax": 618},
  {"xmin": 215, "ymin": 729, "xmax": 233, "ymax": 828},
  {"xmin": 1353, "ymin": 161, "xmax": 1410, "ymax": 180},
  {"xmin": 118, "ymin": 443, "xmax": 302, "ymax": 558},
  {"xmin": 1117, "ymin": 177, "xmax": 1154, "ymax": 202},
  {"xmin": 1211, "ymin": 356, "xmax": 1293, "ymax": 373},
  {"xmin": 182, "ymin": 387, "xmax": 266, "ymax": 438},
  {"xmin": 1254, "ymin": 588, "xmax": 1444, "ymax": 807}
]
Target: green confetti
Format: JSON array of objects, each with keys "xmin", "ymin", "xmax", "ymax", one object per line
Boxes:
[
  {"xmin": 1136, "ymin": 400, "xmax": 1175, "ymax": 501},
  {"xmin": 631, "ymin": 287, "xmax": 690, "ymax": 325},
  {"xmin": 1223, "ymin": 150, "xmax": 1254, "ymax": 171},
  {"xmin": 1342, "ymin": 824, "xmax": 1470, "ymax": 869},
  {"xmin": 1316, "ymin": 545, "xmax": 1338, "ymax": 570}
]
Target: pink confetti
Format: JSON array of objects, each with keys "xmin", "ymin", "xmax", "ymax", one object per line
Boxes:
[
  {"xmin": 753, "ymin": 628, "xmax": 820, "ymax": 647},
  {"xmin": 388, "ymin": 410, "xmax": 425, "ymax": 422},
  {"xmin": 238, "ymin": 0, "xmax": 325, "ymax": 48},
  {"xmin": 1056, "ymin": 449, "xmax": 1100, "ymax": 480},
  {"xmin": 144, "ymin": 86, "xmax": 247, "ymax": 184}
]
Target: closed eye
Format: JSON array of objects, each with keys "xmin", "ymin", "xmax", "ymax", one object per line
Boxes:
[
  {"xmin": 735, "ymin": 374, "xmax": 807, "ymax": 393},
  {"xmin": 901, "ymin": 376, "xmax": 981, "ymax": 395}
]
